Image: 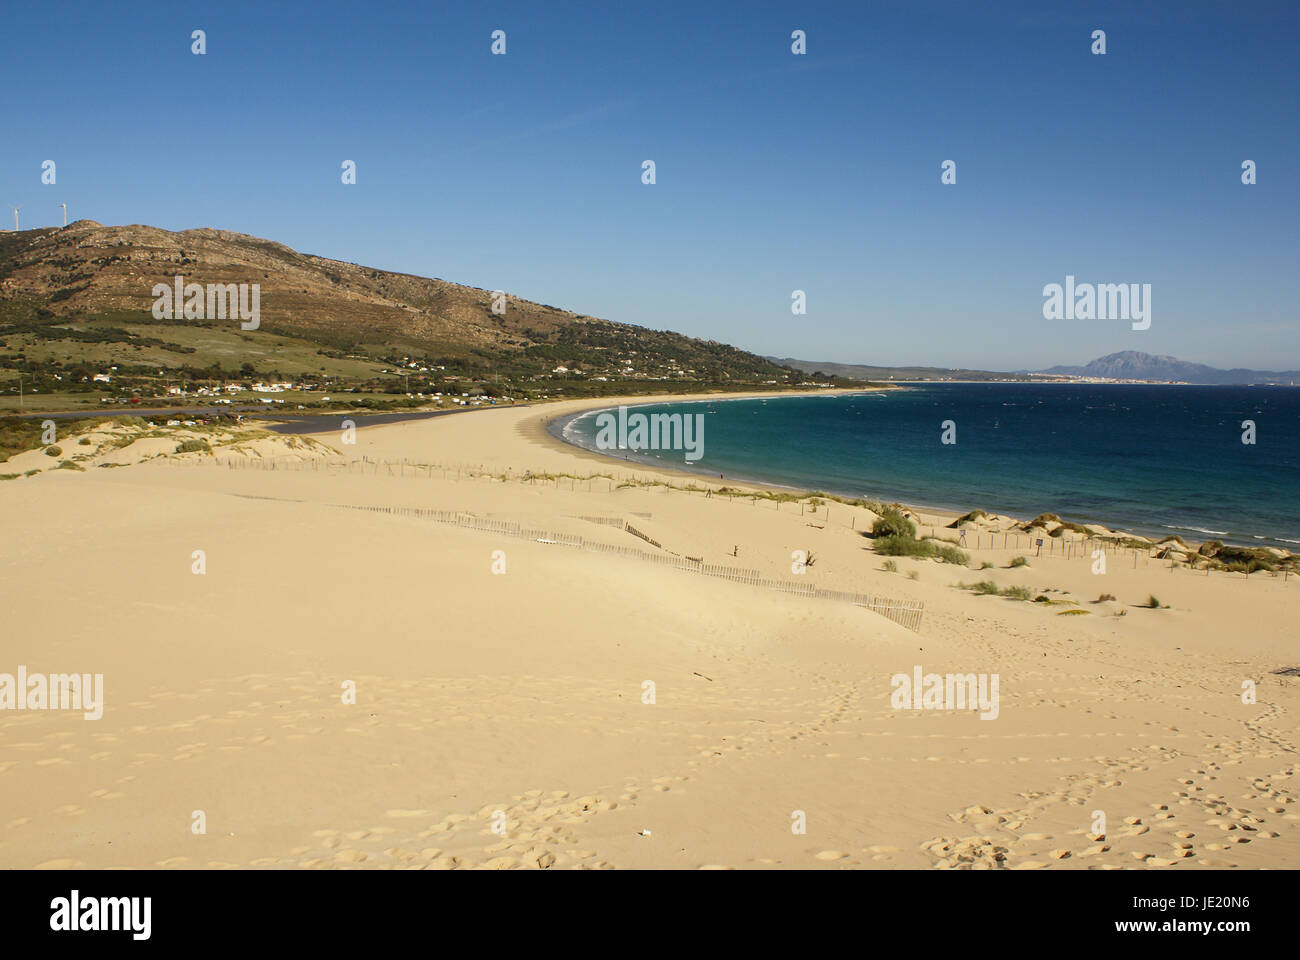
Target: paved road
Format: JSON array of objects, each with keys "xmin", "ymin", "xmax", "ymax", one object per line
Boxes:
[
  {"xmin": 260, "ymin": 408, "xmax": 468, "ymax": 435},
  {"xmin": 10, "ymin": 404, "xmax": 489, "ymax": 435},
  {"xmin": 13, "ymin": 405, "xmax": 274, "ymax": 419}
]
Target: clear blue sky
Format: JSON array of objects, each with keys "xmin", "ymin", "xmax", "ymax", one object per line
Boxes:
[{"xmin": 3, "ymin": 0, "xmax": 1297, "ymax": 370}]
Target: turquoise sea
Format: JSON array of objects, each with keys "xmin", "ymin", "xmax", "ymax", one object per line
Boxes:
[{"xmin": 556, "ymin": 384, "xmax": 1300, "ymax": 549}]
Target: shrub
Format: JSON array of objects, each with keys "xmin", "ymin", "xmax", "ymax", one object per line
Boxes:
[
  {"xmin": 873, "ymin": 535, "xmax": 931, "ymax": 557},
  {"xmin": 1049, "ymin": 520, "xmax": 1091, "ymax": 537},
  {"xmin": 907, "ymin": 571, "xmax": 919, "ymax": 580},
  {"xmin": 1097, "ymin": 593, "xmax": 1116, "ymax": 602},
  {"xmin": 44, "ymin": 445, "xmax": 63, "ymax": 457},
  {"xmin": 78, "ymin": 437, "xmax": 92, "ymax": 445},
  {"xmin": 980, "ymin": 561, "xmax": 993, "ymax": 570},
  {"xmin": 1200, "ymin": 540, "xmax": 1277, "ymax": 571},
  {"xmin": 882, "ymin": 560, "xmax": 897, "ymax": 572},
  {"xmin": 118, "ymin": 415, "xmax": 149, "ymax": 429},
  {"xmin": 967, "ymin": 580, "xmax": 1000, "ymax": 595},
  {"xmin": 873, "ymin": 536, "xmax": 968, "ymax": 566},
  {"xmin": 1058, "ymin": 609, "xmax": 1090, "ymax": 616},
  {"xmin": 1002, "ymin": 585, "xmax": 1034, "ymax": 601},
  {"xmin": 56, "ymin": 460, "xmax": 84, "ymax": 471},
  {"xmin": 175, "ymin": 439, "xmax": 211, "ymax": 454},
  {"xmin": 933, "ymin": 543, "xmax": 970, "ymax": 565},
  {"xmin": 872, "ymin": 510, "xmax": 916, "ymax": 539},
  {"xmin": 1009, "ymin": 556, "xmax": 1028, "ymax": 568},
  {"xmin": 1145, "ymin": 595, "xmax": 1161, "ymax": 609}
]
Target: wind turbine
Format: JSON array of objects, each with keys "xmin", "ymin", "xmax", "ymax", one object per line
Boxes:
[
  {"xmin": 60, "ymin": 202, "xmax": 67, "ymax": 227},
  {"xmin": 10, "ymin": 205, "xmax": 20, "ymax": 231}
]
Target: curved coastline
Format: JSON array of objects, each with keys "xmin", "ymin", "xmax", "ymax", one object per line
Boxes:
[
  {"xmin": 545, "ymin": 391, "xmax": 899, "ymax": 500},
  {"xmin": 540, "ymin": 391, "xmax": 1295, "ymax": 552}
]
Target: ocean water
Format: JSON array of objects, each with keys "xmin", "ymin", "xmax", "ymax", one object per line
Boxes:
[{"xmin": 557, "ymin": 384, "xmax": 1300, "ymax": 549}]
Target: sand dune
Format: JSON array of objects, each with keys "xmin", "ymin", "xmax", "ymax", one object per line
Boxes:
[{"xmin": 1, "ymin": 397, "xmax": 1296, "ymax": 869}]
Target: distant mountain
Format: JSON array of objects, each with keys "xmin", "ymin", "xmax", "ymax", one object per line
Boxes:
[
  {"xmin": 772, "ymin": 352, "xmax": 1300, "ymax": 386},
  {"xmin": 1038, "ymin": 351, "xmax": 1300, "ymax": 385},
  {"xmin": 766, "ymin": 358, "xmax": 1039, "ymax": 382}
]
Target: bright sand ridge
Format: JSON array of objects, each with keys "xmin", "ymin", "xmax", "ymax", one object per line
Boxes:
[{"xmin": 0, "ymin": 393, "xmax": 1296, "ymax": 869}]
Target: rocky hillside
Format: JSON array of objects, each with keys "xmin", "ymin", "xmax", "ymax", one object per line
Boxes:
[{"xmin": 0, "ymin": 221, "xmax": 792, "ymax": 384}]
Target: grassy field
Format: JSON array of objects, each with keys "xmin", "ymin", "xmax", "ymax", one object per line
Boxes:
[{"xmin": 1, "ymin": 317, "xmax": 387, "ymax": 383}]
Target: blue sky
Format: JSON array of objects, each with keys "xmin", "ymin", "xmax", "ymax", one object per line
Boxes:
[{"xmin": 3, "ymin": 0, "xmax": 1297, "ymax": 370}]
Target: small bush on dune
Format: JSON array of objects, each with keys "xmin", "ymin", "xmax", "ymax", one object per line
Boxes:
[
  {"xmin": 1009, "ymin": 556, "xmax": 1028, "ymax": 568},
  {"xmin": 933, "ymin": 543, "xmax": 970, "ymax": 565},
  {"xmin": 873, "ymin": 536, "xmax": 968, "ymax": 566},
  {"xmin": 175, "ymin": 439, "xmax": 211, "ymax": 454},
  {"xmin": 872, "ymin": 509, "xmax": 916, "ymax": 539},
  {"xmin": 1145, "ymin": 595, "xmax": 1162, "ymax": 609},
  {"xmin": 873, "ymin": 535, "xmax": 931, "ymax": 557},
  {"xmin": 980, "ymin": 561, "xmax": 993, "ymax": 570},
  {"xmin": 1049, "ymin": 520, "xmax": 1091, "ymax": 537},
  {"xmin": 1096, "ymin": 593, "xmax": 1116, "ymax": 602},
  {"xmin": 955, "ymin": 581, "xmax": 1033, "ymax": 601},
  {"xmin": 907, "ymin": 571, "xmax": 919, "ymax": 580},
  {"xmin": 44, "ymin": 445, "xmax": 63, "ymax": 457},
  {"xmin": 882, "ymin": 560, "xmax": 897, "ymax": 572}
]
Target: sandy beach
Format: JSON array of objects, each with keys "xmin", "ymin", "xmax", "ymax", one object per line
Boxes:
[{"xmin": 1, "ymin": 394, "xmax": 1296, "ymax": 870}]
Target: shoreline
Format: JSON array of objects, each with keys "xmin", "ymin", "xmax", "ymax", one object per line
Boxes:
[{"xmin": 527, "ymin": 392, "xmax": 1290, "ymax": 555}]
